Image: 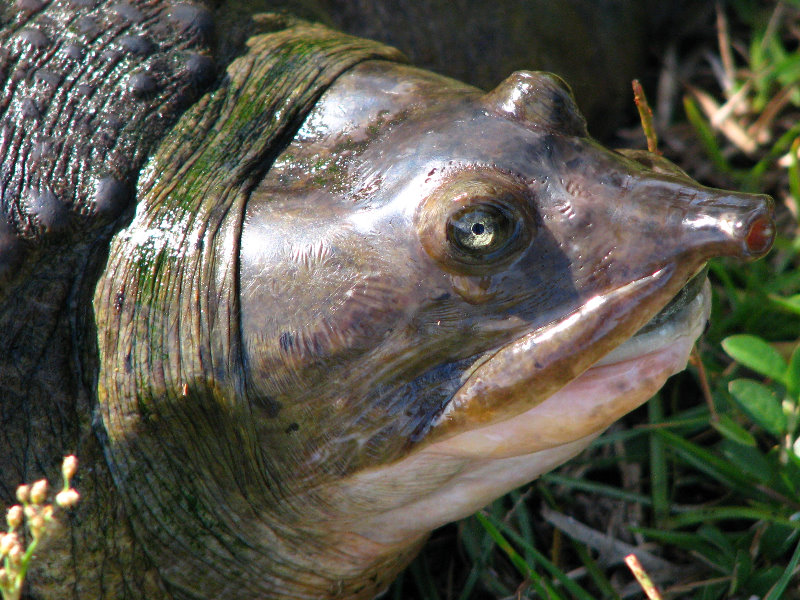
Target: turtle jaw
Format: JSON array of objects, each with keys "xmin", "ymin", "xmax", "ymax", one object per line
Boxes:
[
  {"xmin": 329, "ymin": 280, "xmax": 710, "ymax": 547},
  {"xmin": 430, "ymin": 277, "xmax": 710, "ymax": 460},
  {"xmin": 423, "ymin": 262, "xmax": 688, "ymax": 443}
]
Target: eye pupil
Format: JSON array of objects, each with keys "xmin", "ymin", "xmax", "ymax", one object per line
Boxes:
[{"xmin": 447, "ymin": 204, "xmax": 517, "ymax": 261}]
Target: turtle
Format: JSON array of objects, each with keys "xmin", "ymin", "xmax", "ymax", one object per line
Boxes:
[{"xmin": 0, "ymin": 1, "xmax": 774, "ymax": 599}]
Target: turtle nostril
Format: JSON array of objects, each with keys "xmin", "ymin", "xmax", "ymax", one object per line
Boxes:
[{"xmin": 745, "ymin": 215, "xmax": 775, "ymax": 256}]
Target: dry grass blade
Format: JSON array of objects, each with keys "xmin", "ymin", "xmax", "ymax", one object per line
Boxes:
[
  {"xmin": 686, "ymin": 84, "xmax": 758, "ymax": 154},
  {"xmin": 633, "ymin": 79, "xmax": 661, "ymax": 154},
  {"xmin": 541, "ymin": 507, "xmax": 676, "ymax": 577},
  {"xmin": 625, "ymin": 554, "xmax": 663, "ymax": 600},
  {"xmin": 748, "ymin": 83, "xmax": 796, "ymax": 144},
  {"xmin": 715, "ymin": 2, "xmax": 736, "ymax": 93}
]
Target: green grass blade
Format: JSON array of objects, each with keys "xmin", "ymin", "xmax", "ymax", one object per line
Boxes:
[
  {"xmin": 666, "ymin": 506, "xmax": 800, "ymax": 529},
  {"xmin": 712, "ymin": 414, "xmax": 757, "ymax": 447},
  {"xmin": 720, "ymin": 440, "xmax": 776, "ymax": 484},
  {"xmin": 648, "ymin": 395, "xmax": 670, "ymax": 524},
  {"xmin": 485, "ymin": 513, "xmax": 596, "ymax": 600},
  {"xmin": 456, "ymin": 518, "xmax": 500, "ymax": 600},
  {"xmin": 745, "ymin": 121, "xmax": 800, "ymax": 190},
  {"xmin": 655, "ymin": 429, "xmax": 759, "ymax": 494},
  {"xmin": 408, "ymin": 554, "xmax": 441, "ymax": 600},
  {"xmin": 788, "ymin": 137, "xmax": 800, "ymax": 216},
  {"xmin": 787, "ymin": 343, "xmax": 800, "ymax": 400},
  {"xmin": 572, "ymin": 542, "xmax": 622, "ymax": 600},
  {"xmin": 629, "ymin": 526, "xmax": 720, "ymax": 555},
  {"xmin": 683, "ymin": 96, "xmax": 736, "ymax": 175},
  {"xmin": 763, "ymin": 537, "xmax": 800, "ymax": 600},
  {"xmin": 474, "ymin": 512, "xmax": 552, "ymax": 598},
  {"xmin": 541, "ymin": 474, "xmax": 653, "ymax": 506},
  {"xmin": 509, "ymin": 490, "xmax": 536, "ymax": 566}
]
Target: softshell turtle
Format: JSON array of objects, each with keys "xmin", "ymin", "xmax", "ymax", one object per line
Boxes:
[{"xmin": 0, "ymin": 1, "xmax": 774, "ymax": 599}]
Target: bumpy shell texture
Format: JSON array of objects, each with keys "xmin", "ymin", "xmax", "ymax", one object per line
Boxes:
[{"xmin": 0, "ymin": 0, "xmax": 219, "ymax": 547}]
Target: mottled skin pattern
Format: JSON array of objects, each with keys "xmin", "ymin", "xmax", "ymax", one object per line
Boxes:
[{"xmin": 0, "ymin": 2, "xmax": 774, "ymax": 600}]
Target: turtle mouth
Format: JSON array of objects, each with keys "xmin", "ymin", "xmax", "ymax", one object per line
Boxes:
[
  {"xmin": 595, "ymin": 265, "xmax": 710, "ymax": 367},
  {"xmin": 427, "ymin": 269, "xmax": 711, "ymax": 459},
  {"xmin": 335, "ymin": 274, "xmax": 712, "ymax": 547},
  {"xmin": 636, "ymin": 265, "xmax": 708, "ymax": 334}
]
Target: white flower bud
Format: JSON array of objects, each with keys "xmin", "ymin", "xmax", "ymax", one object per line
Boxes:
[
  {"xmin": 55, "ymin": 488, "xmax": 80, "ymax": 509},
  {"xmin": 16, "ymin": 484, "xmax": 29, "ymax": 504},
  {"xmin": 30, "ymin": 479, "xmax": 48, "ymax": 505},
  {"xmin": 0, "ymin": 532, "xmax": 19, "ymax": 556},
  {"xmin": 62, "ymin": 455, "xmax": 78, "ymax": 483},
  {"xmin": 6, "ymin": 505, "xmax": 22, "ymax": 530},
  {"xmin": 29, "ymin": 514, "xmax": 46, "ymax": 540}
]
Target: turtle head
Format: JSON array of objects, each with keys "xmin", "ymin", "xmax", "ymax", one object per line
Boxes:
[
  {"xmin": 238, "ymin": 62, "xmax": 773, "ymax": 541},
  {"xmin": 95, "ymin": 52, "xmax": 773, "ymax": 598}
]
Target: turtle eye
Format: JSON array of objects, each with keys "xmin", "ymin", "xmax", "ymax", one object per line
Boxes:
[
  {"xmin": 447, "ymin": 204, "xmax": 516, "ymax": 259},
  {"xmin": 416, "ymin": 171, "xmax": 533, "ymax": 274}
]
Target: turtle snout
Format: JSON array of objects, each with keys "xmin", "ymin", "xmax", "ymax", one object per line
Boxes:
[
  {"xmin": 741, "ymin": 198, "xmax": 775, "ymax": 258},
  {"xmin": 680, "ymin": 190, "xmax": 775, "ymax": 261}
]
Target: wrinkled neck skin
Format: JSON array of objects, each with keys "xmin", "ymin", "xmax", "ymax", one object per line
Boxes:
[{"xmin": 95, "ymin": 60, "xmax": 772, "ymax": 599}]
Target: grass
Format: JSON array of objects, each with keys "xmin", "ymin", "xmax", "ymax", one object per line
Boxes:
[{"xmin": 389, "ymin": 2, "xmax": 800, "ymax": 598}]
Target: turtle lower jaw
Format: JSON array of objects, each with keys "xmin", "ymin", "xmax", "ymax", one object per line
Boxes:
[{"xmin": 430, "ymin": 277, "xmax": 711, "ymax": 460}]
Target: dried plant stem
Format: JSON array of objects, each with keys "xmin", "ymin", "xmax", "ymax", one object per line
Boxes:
[
  {"xmin": 625, "ymin": 553, "xmax": 663, "ymax": 600},
  {"xmin": 633, "ymin": 80, "xmax": 661, "ymax": 154},
  {"xmin": 690, "ymin": 347, "xmax": 718, "ymax": 421}
]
